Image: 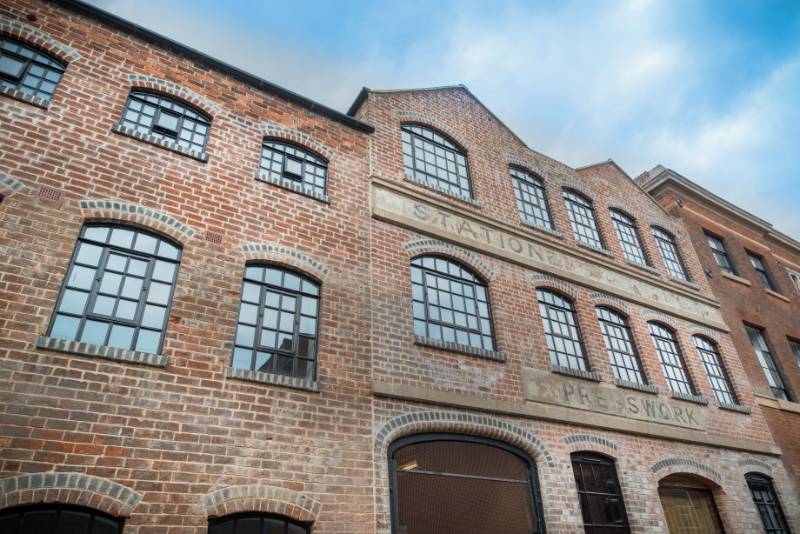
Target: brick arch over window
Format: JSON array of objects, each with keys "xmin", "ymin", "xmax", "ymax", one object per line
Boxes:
[
  {"xmin": 737, "ymin": 458, "xmax": 773, "ymax": 474},
  {"xmin": 650, "ymin": 457, "xmax": 723, "ymax": 487},
  {"xmin": 395, "ymin": 111, "xmax": 471, "ymax": 151},
  {"xmin": 127, "ymin": 74, "xmax": 220, "ymax": 117},
  {"xmin": 0, "ymin": 473, "xmax": 141, "ymax": 517},
  {"xmin": 402, "ymin": 239, "xmax": 495, "ymax": 280},
  {"xmin": 0, "ymin": 172, "xmax": 27, "ymax": 198},
  {"xmin": 375, "ymin": 411, "xmax": 554, "ymax": 467},
  {"xmin": 0, "ymin": 18, "xmax": 80, "ymax": 64},
  {"xmin": 203, "ymin": 484, "xmax": 321, "ymax": 522},
  {"xmin": 506, "ymin": 154, "xmax": 549, "ymax": 178},
  {"xmin": 558, "ymin": 178, "xmax": 595, "ymax": 200},
  {"xmin": 259, "ymin": 123, "xmax": 334, "ymax": 161},
  {"xmin": 686, "ymin": 323, "xmax": 722, "ymax": 343},
  {"xmin": 530, "ymin": 273, "xmax": 579, "ymax": 300},
  {"xmin": 241, "ymin": 243, "xmax": 330, "ymax": 283},
  {"xmin": 79, "ymin": 199, "xmax": 197, "ymax": 244},
  {"xmin": 641, "ymin": 311, "xmax": 680, "ymax": 330},
  {"xmin": 587, "ymin": 291, "xmax": 630, "ymax": 314},
  {"xmin": 563, "ymin": 434, "xmax": 619, "ymax": 457}
]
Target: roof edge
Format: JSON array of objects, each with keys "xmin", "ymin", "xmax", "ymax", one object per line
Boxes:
[{"xmin": 51, "ymin": 0, "xmax": 374, "ymax": 133}]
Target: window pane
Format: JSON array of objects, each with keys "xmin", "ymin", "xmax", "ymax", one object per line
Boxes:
[
  {"xmin": 649, "ymin": 322, "xmax": 695, "ymax": 395},
  {"xmin": 0, "ymin": 37, "xmax": 65, "ymax": 101}
]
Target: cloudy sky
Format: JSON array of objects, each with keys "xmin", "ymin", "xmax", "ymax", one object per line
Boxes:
[{"xmin": 92, "ymin": 0, "xmax": 800, "ymax": 238}]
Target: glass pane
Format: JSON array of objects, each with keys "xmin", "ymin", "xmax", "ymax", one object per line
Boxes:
[
  {"xmin": 135, "ymin": 329, "xmax": 161, "ymax": 354},
  {"xmin": 67, "ymin": 265, "xmax": 95, "ymax": 290},
  {"xmin": 92, "ymin": 295, "xmax": 116, "ymax": 316},
  {"xmin": 141, "ymin": 304, "xmax": 166, "ymax": 329},
  {"xmin": 147, "ymin": 282, "xmax": 171, "ymax": 305},
  {"xmin": 107, "ymin": 324, "xmax": 135, "ymax": 349},
  {"xmin": 115, "ymin": 299, "xmax": 138, "ymax": 320},
  {"xmin": 105, "ymin": 254, "xmax": 127, "ymax": 272},
  {"xmin": 152, "ymin": 260, "xmax": 176, "ymax": 282},
  {"xmin": 80, "ymin": 320, "xmax": 109, "ymax": 345},
  {"xmin": 133, "ymin": 233, "xmax": 158, "ymax": 254},
  {"xmin": 231, "ymin": 347, "xmax": 251, "ymax": 369},
  {"xmin": 109, "ymin": 228, "xmax": 135, "ymax": 249},
  {"xmin": 121, "ymin": 277, "xmax": 143, "ymax": 299},
  {"xmin": 51, "ymin": 314, "xmax": 80, "ymax": 340},
  {"xmin": 75, "ymin": 242, "xmax": 103, "ymax": 266},
  {"xmin": 127, "ymin": 258, "xmax": 148, "ymax": 276},
  {"xmin": 58, "ymin": 289, "xmax": 88, "ymax": 314},
  {"xmin": 99, "ymin": 272, "xmax": 123, "ymax": 295},
  {"xmin": 83, "ymin": 226, "xmax": 110, "ymax": 243},
  {"xmin": 0, "ymin": 55, "xmax": 26, "ymax": 78}
]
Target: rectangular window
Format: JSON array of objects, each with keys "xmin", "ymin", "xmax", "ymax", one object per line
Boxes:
[
  {"xmin": 748, "ymin": 252, "xmax": 775, "ymax": 291},
  {"xmin": 510, "ymin": 167, "xmax": 553, "ymax": 230},
  {"xmin": 564, "ymin": 190, "xmax": 603, "ymax": 249},
  {"xmin": 653, "ymin": 227, "xmax": 689, "ymax": 281},
  {"xmin": 787, "ymin": 269, "xmax": 800, "ymax": 295},
  {"xmin": 611, "ymin": 211, "xmax": 648, "ymax": 266},
  {"xmin": 571, "ymin": 453, "xmax": 631, "ymax": 533},
  {"xmin": 746, "ymin": 325, "xmax": 791, "ymax": 400},
  {"xmin": 705, "ymin": 232, "xmax": 735, "ymax": 274},
  {"xmin": 788, "ymin": 338, "xmax": 800, "ymax": 368}
]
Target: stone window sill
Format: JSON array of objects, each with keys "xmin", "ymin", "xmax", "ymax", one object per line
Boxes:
[
  {"xmin": 111, "ymin": 123, "xmax": 209, "ymax": 162},
  {"xmin": 614, "ymin": 378, "xmax": 659, "ymax": 395},
  {"xmin": 720, "ymin": 270, "xmax": 751, "ymax": 287},
  {"xmin": 576, "ymin": 242, "xmax": 614, "ymax": 258},
  {"xmin": 669, "ymin": 276, "xmax": 700, "ymax": 291},
  {"xmin": 765, "ymin": 288, "xmax": 790, "ymax": 303},
  {"xmin": 35, "ymin": 335, "xmax": 168, "ymax": 367},
  {"xmin": 0, "ymin": 86, "xmax": 50, "ymax": 109},
  {"xmin": 551, "ymin": 364, "xmax": 602, "ymax": 382},
  {"xmin": 403, "ymin": 176, "xmax": 482, "ymax": 209},
  {"xmin": 624, "ymin": 259, "xmax": 660, "ymax": 276},
  {"xmin": 670, "ymin": 391, "xmax": 709, "ymax": 405},
  {"xmin": 255, "ymin": 170, "xmax": 331, "ymax": 204},
  {"xmin": 521, "ymin": 220, "xmax": 563, "ymax": 239},
  {"xmin": 718, "ymin": 402, "xmax": 751, "ymax": 415},
  {"xmin": 225, "ymin": 366, "xmax": 321, "ymax": 392},
  {"xmin": 414, "ymin": 335, "xmax": 506, "ymax": 362}
]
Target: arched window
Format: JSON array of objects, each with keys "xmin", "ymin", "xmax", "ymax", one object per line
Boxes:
[
  {"xmin": 652, "ymin": 227, "xmax": 689, "ymax": 281},
  {"xmin": 610, "ymin": 210, "xmax": 648, "ymax": 266},
  {"xmin": 48, "ymin": 224, "xmax": 181, "ymax": 354},
  {"xmin": 401, "ymin": 124, "xmax": 472, "ymax": 198},
  {"xmin": 563, "ymin": 190, "xmax": 603, "ymax": 249},
  {"xmin": 259, "ymin": 140, "xmax": 328, "ymax": 197},
  {"xmin": 648, "ymin": 322, "xmax": 696, "ymax": 396},
  {"xmin": 510, "ymin": 167, "xmax": 553, "ymax": 230},
  {"xmin": 0, "ymin": 36, "xmax": 66, "ymax": 103},
  {"xmin": 693, "ymin": 336, "xmax": 738, "ymax": 405},
  {"xmin": 119, "ymin": 90, "xmax": 211, "ymax": 153},
  {"xmin": 231, "ymin": 265, "xmax": 320, "ymax": 380},
  {"xmin": 0, "ymin": 504, "xmax": 123, "ymax": 534},
  {"xmin": 571, "ymin": 452, "xmax": 630, "ymax": 533},
  {"xmin": 411, "ymin": 256, "xmax": 495, "ymax": 351},
  {"xmin": 208, "ymin": 513, "xmax": 309, "ymax": 534},
  {"xmin": 745, "ymin": 473, "xmax": 790, "ymax": 533},
  {"xmin": 596, "ymin": 307, "xmax": 647, "ymax": 385},
  {"xmin": 389, "ymin": 434, "xmax": 546, "ymax": 534},
  {"xmin": 658, "ymin": 474, "xmax": 724, "ymax": 533},
  {"xmin": 537, "ymin": 289, "xmax": 588, "ymax": 371}
]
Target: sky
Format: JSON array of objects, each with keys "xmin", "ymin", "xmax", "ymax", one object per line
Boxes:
[{"xmin": 91, "ymin": 0, "xmax": 800, "ymax": 239}]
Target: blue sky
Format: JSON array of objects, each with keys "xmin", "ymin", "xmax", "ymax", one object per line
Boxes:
[{"xmin": 93, "ymin": 0, "xmax": 800, "ymax": 239}]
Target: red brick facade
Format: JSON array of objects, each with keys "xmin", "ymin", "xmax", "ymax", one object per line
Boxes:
[{"xmin": 0, "ymin": 1, "xmax": 797, "ymax": 532}]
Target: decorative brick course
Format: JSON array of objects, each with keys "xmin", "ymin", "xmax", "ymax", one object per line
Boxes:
[
  {"xmin": 671, "ymin": 391, "xmax": 709, "ymax": 405},
  {"xmin": 414, "ymin": 335, "xmax": 507, "ymax": 362},
  {"xmin": 255, "ymin": 170, "xmax": 331, "ymax": 204},
  {"xmin": 564, "ymin": 434, "xmax": 619, "ymax": 451},
  {"xmin": 241, "ymin": 243, "xmax": 330, "ymax": 282},
  {"xmin": 35, "ymin": 335, "xmax": 169, "ymax": 367},
  {"xmin": 395, "ymin": 110, "xmax": 471, "ymax": 150},
  {"xmin": 110, "ymin": 122, "xmax": 209, "ymax": 162},
  {"xmin": 0, "ymin": 85, "xmax": 49, "ymax": 108},
  {"xmin": 402, "ymin": 238, "xmax": 495, "ymax": 279},
  {"xmin": 0, "ymin": 472, "xmax": 141, "ymax": 517},
  {"xmin": 530, "ymin": 273, "xmax": 579, "ymax": 299},
  {"xmin": 587, "ymin": 291, "xmax": 630, "ymax": 313},
  {"xmin": 225, "ymin": 366, "xmax": 320, "ymax": 392},
  {"xmin": 127, "ymin": 74, "xmax": 221, "ymax": 115},
  {"xmin": 737, "ymin": 458, "xmax": 773, "ymax": 472},
  {"xmin": 614, "ymin": 378, "xmax": 659, "ymax": 394},
  {"xmin": 651, "ymin": 458, "xmax": 722, "ymax": 483},
  {"xmin": 259, "ymin": 123, "xmax": 333, "ymax": 160},
  {"xmin": 551, "ymin": 364, "xmax": 603, "ymax": 382},
  {"xmin": 79, "ymin": 199, "xmax": 196, "ymax": 241},
  {"xmin": 0, "ymin": 17, "xmax": 81, "ymax": 62},
  {"xmin": 203, "ymin": 484, "xmax": 321, "ymax": 522}
]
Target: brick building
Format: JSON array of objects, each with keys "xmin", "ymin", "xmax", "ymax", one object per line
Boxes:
[
  {"xmin": 640, "ymin": 165, "xmax": 800, "ymax": 494},
  {"xmin": 0, "ymin": 1, "xmax": 797, "ymax": 533}
]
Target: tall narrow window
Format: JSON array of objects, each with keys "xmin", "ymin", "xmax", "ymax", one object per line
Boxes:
[
  {"xmin": 789, "ymin": 338, "xmax": 800, "ymax": 368},
  {"xmin": 538, "ymin": 289, "xmax": 589, "ymax": 371},
  {"xmin": 745, "ymin": 473, "xmax": 791, "ymax": 534},
  {"xmin": 0, "ymin": 505, "xmax": 124, "ymax": 534},
  {"xmin": 390, "ymin": 435, "xmax": 546, "ymax": 534},
  {"xmin": 571, "ymin": 452, "xmax": 631, "ymax": 534},
  {"xmin": 787, "ymin": 269, "xmax": 800, "ymax": 295},
  {"xmin": 652, "ymin": 227, "xmax": 689, "ymax": 281},
  {"xmin": 747, "ymin": 252, "xmax": 775, "ymax": 290},
  {"xmin": 231, "ymin": 265, "xmax": 320, "ymax": 381},
  {"xmin": 510, "ymin": 167, "xmax": 553, "ymax": 230},
  {"xmin": 705, "ymin": 232, "xmax": 735, "ymax": 274},
  {"xmin": 693, "ymin": 336, "xmax": 738, "ymax": 405},
  {"xmin": 745, "ymin": 325, "xmax": 791, "ymax": 400},
  {"xmin": 610, "ymin": 210, "xmax": 648, "ymax": 265},
  {"xmin": 259, "ymin": 140, "xmax": 328, "ymax": 197},
  {"xmin": 564, "ymin": 190, "xmax": 603, "ymax": 249},
  {"xmin": 119, "ymin": 90, "xmax": 211, "ymax": 153},
  {"xmin": 0, "ymin": 37, "xmax": 66, "ymax": 103},
  {"xmin": 208, "ymin": 514, "xmax": 309, "ymax": 534},
  {"xmin": 401, "ymin": 124, "xmax": 471, "ymax": 198},
  {"xmin": 648, "ymin": 322, "xmax": 696, "ymax": 396},
  {"xmin": 411, "ymin": 256, "xmax": 495, "ymax": 351},
  {"xmin": 48, "ymin": 225, "xmax": 181, "ymax": 354},
  {"xmin": 596, "ymin": 307, "xmax": 647, "ymax": 385}
]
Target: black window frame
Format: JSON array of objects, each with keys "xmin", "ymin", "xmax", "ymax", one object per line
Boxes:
[
  {"xmin": 704, "ymin": 231, "xmax": 736, "ymax": 274},
  {"xmin": 789, "ymin": 338, "xmax": 800, "ymax": 369},
  {"xmin": 0, "ymin": 504, "xmax": 124, "ymax": 534},
  {"xmin": 388, "ymin": 433, "xmax": 547, "ymax": 534},
  {"xmin": 747, "ymin": 251, "xmax": 775, "ymax": 291},
  {"xmin": 537, "ymin": 289, "xmax": 590, "ymax": 372},
  {"xmin": 648, "ymin": 322, "xmax": 697, "ymax": 396},
  {"xmin": 693, "ymin": 335, "xmax": 739, "ymax": 405},
  {"xmin": 563, "ymin": 189, "xmax": 604, "ymax": 250},
  {"xmin": 401, "ymin": 123, "xmax": 473, "ymax": 199},
  {"xmin": 0, "ymin": 36, "xmax": 66, "ymax": 103},
  {"xmin": 596, "ymin": 306, "xmax": 648, "ymax": 385},
  {"xmin": 208, "ymin": 512, "xmax": 310, "ymax": 534},
  {"xmin": 745, "ymin": 325, "xmax": 792, "ymax": 401},
  {"xmin": 745, "ymin": 473, "xmax": 791, "ymax": 534},
  {"xmin": 571, "ymin": 451, "xmax": 631, "ymax": 534},
  {"xmin": 259, "ymin": 139, "xmax": 329, "ymax": 198},
  {"xmin": 119, "ymin": 90, "xmax": 211, "ymax": 154},
  {"xmin": 47, "ymin": 224, "xmax": 182, "ymax": 355},
  {"xmin": 652, "ymin": 227, "xmax": 690, "ymax": 281},
  {"xmin": 411, "ymin": 255, "xmax": 497, "ymax": 351},
  {"xmin": 610, "ymin": 210, "xmax": 649, "ymax": 266},
  {"xmin": 231, "ymin": 264, "xmax": 321, "ymax": 381},
  {"xmin": 510, "ymin": 166, "xmax": 554, "ymax": 230}
]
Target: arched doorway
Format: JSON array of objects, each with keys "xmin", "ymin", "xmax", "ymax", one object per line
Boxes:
[
  {"xmin": 0, "ymin": 505, "xmax": 123, "ymax": 534},
  {"xmin": 388, "ymin": 433, "xmax": 546, "ymax": 534},
  {"xmin": 657, "ymin": 474, "xmax": 724, "ymax": 533}
]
